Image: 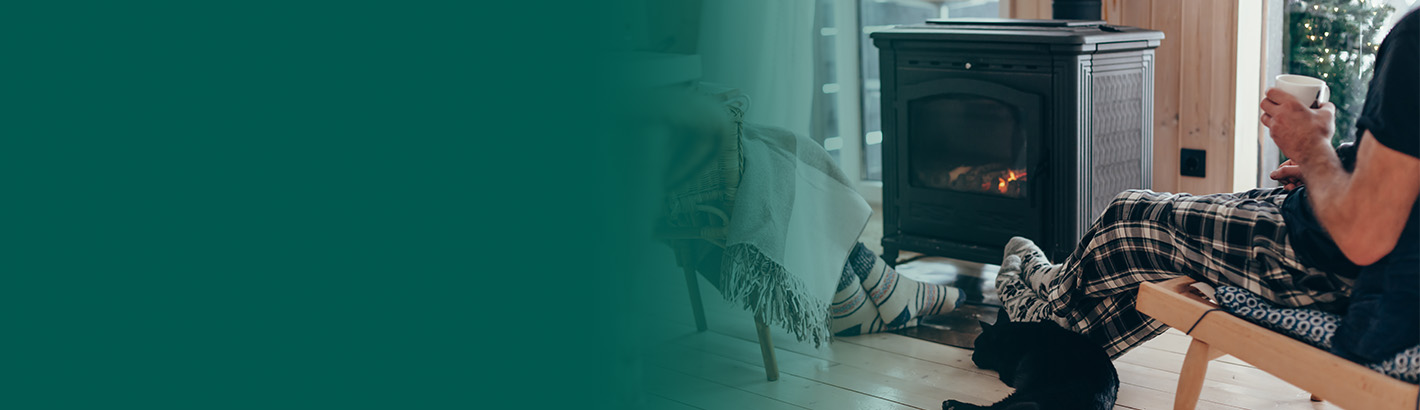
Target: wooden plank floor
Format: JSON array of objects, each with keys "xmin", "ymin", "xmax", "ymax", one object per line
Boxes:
[{"xmin": 640, "ymin": 271, "xmax": 1341, "ymax": 410}]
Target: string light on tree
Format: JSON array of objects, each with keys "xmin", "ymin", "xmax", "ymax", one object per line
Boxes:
[{"xmin": 1285, "ymin": 0, "xmax": 1395, "ymax": 147}]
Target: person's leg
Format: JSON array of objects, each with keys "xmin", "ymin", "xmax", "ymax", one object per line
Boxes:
[
  {"xmin": 829, "ymin": 265, "xmax": 885, "ymax": 336},
  {"xmin": 831, "ymin": 244, "xmax": 882, "ymax": 335},
  {"xmin": 995, "ymin": 253, "xmax": 1061, "ymax": 324},
  {"xmin": 1042, "ymin": 188, "xmax": 1346, "ymax": 307},
  {"xmin": 1239, "ymin": 186, "xmax": 1290, "ymax": 202},
  {"xmin": 831, "ymin": 243, "xmax": 964, "ymax": 336},
  {"xmin": 1002, "ymin": 188, "xmax": 1349, "ymax": 357},
  {"xmin": 697, "ymin": 239, "xmax": 962, "ymax": 337}
]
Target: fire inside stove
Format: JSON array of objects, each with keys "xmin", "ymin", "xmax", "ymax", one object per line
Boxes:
[
  {"xmin": 907, "ymin": 95, "xmax": 1030, "ymax": 199},
  {"xmin": 918, "ymin": 163, "xmax": 1028, "ymax": 198}
]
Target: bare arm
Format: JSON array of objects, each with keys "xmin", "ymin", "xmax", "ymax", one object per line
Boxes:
[
  {"xmin": 1300, "ymin": 131, "xmax": 1420, "ymax": 265},
  {"xmin": 1261, "ymin": 88, "xmax": 1420, "ymax": 266}
]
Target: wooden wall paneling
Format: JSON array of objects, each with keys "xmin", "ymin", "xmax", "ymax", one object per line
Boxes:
[
  {"xmin": 1176, "ymin": 0, "xmax": 1210, "ymax": 194},
  {"xmin": 1212, "ymin": 0, "xmax": 1239, "ymax": 194},
  {"xmin": 1121, "ymin": 0, "xmax": 1152, "ymax": 29},
  {"xmin": 1175, "ymin": 0, "xmax": 1240, "ymax": 194},
  {"xmin": 1178, "ymin": 0, "xmax": 1237, "ymax": 194},
  {"xmin": 1150, "ymin": 0, "xmax": 1184, "ymax": 193},
  {"xmin": 1181, "ymin": 0, "xmax": 1215, "ymax": 194},
  {"xmin": 1008, "ymin": 0, "xmax": 1051, "ymax": 19},
  {"xmin": 1032, "ymin": 0, "xmax": 1051, "ymax": 19},
  {"xmin": 1102, "ymin": 0, "xmax": 1124, "ymax": 22}
]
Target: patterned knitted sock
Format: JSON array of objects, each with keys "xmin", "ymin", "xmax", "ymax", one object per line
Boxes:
[
  {"xmin": 848, "ymin": 243, "xmax": 964, "ymax": 330},
  {"xmin": 830, "ymin": 272, "xmax": 884, "ymax": 336},
  {"xmin": 996, "ymin": 254, "xmax": 1057, "ymax": 323},
  {"xmin": 1005, "ymin": 236, "xmax": 1061, "ymax": 296},
  {"xmin": 831, "ymin": 243, "xmax": 965, "ymax": 335}
]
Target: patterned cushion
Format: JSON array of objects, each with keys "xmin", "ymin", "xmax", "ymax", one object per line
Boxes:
[
  {"xmin": 1215, "ymin": 286, "xmax": 1419, "ymax": 384},
  {"xmin": 1215, "ymin": 286, "xmax": 1341, "ymax": 349}
]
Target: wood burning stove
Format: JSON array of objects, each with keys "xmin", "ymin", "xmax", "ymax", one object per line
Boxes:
[{"xmin": 872, "ymin": 19, "xmax": 1163, "ymax": 265}]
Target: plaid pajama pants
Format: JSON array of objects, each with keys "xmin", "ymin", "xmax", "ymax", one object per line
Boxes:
[{"xmin": 997, "ymin": 188, "xmax": 1354, "ymax": 358}]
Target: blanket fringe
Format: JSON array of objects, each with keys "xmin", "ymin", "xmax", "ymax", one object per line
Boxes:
[{"xmin": 720, "ymin": 244, "xmax": 832, "ymax": 347}]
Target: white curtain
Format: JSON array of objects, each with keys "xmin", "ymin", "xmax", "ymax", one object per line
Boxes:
[{"xmin": 697, "ymin": 0, "xmax": 818, "ymax": 138}]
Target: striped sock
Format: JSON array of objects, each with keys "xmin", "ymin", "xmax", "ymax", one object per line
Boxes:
[
  {"xmin": 833, "ymin": 243, "xmax": 964, "ymax": 333},
  {"xmin": 830, "ymin": 274, "xmax": 884, "ymax": 336}
]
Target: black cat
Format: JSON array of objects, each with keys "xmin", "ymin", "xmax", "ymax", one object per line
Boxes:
[{"xmin": 943, "ymin": 318, "xmax": 1119, "ymax": 410}]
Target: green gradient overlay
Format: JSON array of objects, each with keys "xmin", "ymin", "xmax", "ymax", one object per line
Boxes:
[{"xmin": 4, "ymin": 1, "xmax": 672, "ymax": 409}]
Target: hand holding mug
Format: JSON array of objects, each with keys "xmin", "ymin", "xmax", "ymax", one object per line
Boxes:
[
  {"xmin": 1260, "ymin": 84, "xmax": 1335, "ymax": 164},
  {"xmin": 1273, "ymin": 74, "xmax": 1330, "ymax": 109}
]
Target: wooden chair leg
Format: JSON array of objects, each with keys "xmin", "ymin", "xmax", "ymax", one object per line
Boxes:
[
  {"xmin": 677, "ymin": 244, "xmax": 708, "ymax": 332},
  {"xmin": 1175, "ymin": 339, "xmax": 1213, "ymax": 410},
  {"xmin": 754, "ymin": 313, "xmax": 779, "ymax": 381}
]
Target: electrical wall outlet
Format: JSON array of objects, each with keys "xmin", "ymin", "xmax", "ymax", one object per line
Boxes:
[{"xmin": 1180, "ymin": 149, "xmax": 1206, "ymax": 178}]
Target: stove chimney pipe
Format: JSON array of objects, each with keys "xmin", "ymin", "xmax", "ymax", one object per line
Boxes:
[{"xmin": 1053, "ymin": 0, "xmax": 1102, "ymax": 20}]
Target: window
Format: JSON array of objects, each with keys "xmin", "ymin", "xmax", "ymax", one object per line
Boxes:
[
  {"xmin": 859, "ymin": 0, "xmax": 1001, "ymax": 182},
  {"xmin": 1282, "ymin": 0, "xmax": 1408, "ymax": 150},
  {"xmin": 812, "ymin": 0, "xmax": 1002, "ymax": 202}
]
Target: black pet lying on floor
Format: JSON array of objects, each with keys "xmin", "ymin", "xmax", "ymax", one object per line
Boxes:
[{"xmin": 943, "ymin": 317, "xmax": 1118, "ymax": 410}]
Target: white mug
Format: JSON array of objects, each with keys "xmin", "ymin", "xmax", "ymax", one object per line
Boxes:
[{"xmin": 1274, "ymin": 74, "xmax": 1331, "ymax": 108}]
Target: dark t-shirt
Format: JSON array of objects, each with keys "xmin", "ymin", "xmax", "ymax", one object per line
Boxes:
[
  {"xmin": 1356, "ymin": 10, "xmax": 1420, "ymax": 158},
  {"xmin": 1282, "ymin": 9, "xmax": 1420, "ymax": 364}
]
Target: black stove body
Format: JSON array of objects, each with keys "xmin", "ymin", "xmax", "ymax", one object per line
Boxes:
[{"xmin": 872, "ymin": 19, "xmax": 1163, "ymax": 265}]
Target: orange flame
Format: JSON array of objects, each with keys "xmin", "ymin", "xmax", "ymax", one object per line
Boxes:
[{"xmin": 997, "ymin": 169, "xmax": 1027, "ymax": 194}]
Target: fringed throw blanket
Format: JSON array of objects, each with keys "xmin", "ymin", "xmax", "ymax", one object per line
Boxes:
[{"xmin": 721, "ymin": 123, "xmax": 872, "ymax": 347}]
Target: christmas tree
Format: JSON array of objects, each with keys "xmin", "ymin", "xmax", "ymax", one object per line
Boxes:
[{"xmin": 1285, "ymin": 0, "xmax": 1395, "ymax": 148}]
